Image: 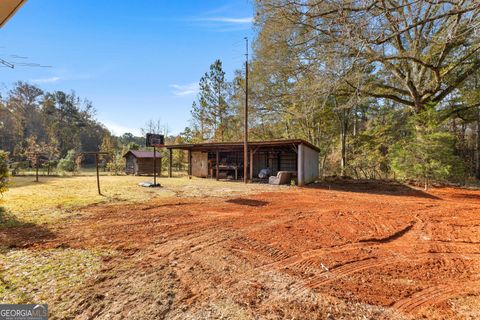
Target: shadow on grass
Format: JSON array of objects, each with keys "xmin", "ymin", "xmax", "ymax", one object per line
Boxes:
[
  {"xmin": 0, "ymin": 207, "xmax": 56, "ymax": 248},
  {"xmin": 226, "ymin": 198, "xmax": 269, "ymax": 207},
  {"xmin": 309, "ymin": 179, "xmax": 440, "ymax": 200}
]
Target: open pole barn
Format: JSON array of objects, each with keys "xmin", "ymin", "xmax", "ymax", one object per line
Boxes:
[{"xmin": 164, "ymin": 139, "xmax": 319, "ymax": 186}]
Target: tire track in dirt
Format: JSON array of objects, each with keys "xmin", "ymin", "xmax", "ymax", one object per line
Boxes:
[
  {"xmin": 259, "ymin": 218, "xmax": 416, "ymax": 274},
  {"xmin": 231, "ymin": 236, "xmax": 291, "ymax": 262},
  {"xmin": 303, "ymin": 256, "xmax": 398, "ymax": 289},
  {"xmin": 14, "ymin": 182, "xmax": 480, "ymax": 319},
  {"xmin": 229, "ymin": 217, "xmax": 419, "ymax": 300},
  {"xmin": 261, "ymin": 241, "xmax": 378, "ymax": 270},
  {"xmin": 392, "ymin": 280, "xmax": 480, "ymax": 314},
  {"xmin": 393, "ymin": 285, "xmax": 459, "ymax": 313}
]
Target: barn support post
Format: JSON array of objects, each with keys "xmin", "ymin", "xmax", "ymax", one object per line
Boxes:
[
  {"xmin": 249, "ymin": 147, "xmax": 255, "ymax": 180},
  {"xmin": 244, "ymin": 145, "xmax": 248, "ymax": 183},
  {"xmin": 169, "ymin": 148, "xmax": 173, "ymax": 178},
  {"xmin": 216, "ymin": 150, "xmax": 219, "ymax": 181},
  {"xmin": 188, "ymin": 149, "xmax": 192, "ymax": 179},
  {"xmin": 277, "ymin": 151, "xmax": 281, "ymax": 173},
  {"xmin": 298, "ymin": 143, "xmax": 304, "ymax": 186}
]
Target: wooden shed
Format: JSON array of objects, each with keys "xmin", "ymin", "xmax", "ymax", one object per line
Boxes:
[{"xmin": 123, "ymin": 150, "xmax": 162, "ymax": 175}]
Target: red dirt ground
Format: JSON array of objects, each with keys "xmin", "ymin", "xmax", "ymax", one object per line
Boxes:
[{"xmin": 3, "ymin": 180, "xmax": 480, "ymax": 319}]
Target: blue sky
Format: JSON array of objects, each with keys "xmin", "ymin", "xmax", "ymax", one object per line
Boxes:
[{"xmin": 0, "ymin": 0, "xmax": 254, "ymax": 136}]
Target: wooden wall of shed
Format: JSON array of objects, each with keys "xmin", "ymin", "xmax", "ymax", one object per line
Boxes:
[
  {"xmin": 136, "ymin": 158, "xmax": 162, "ymax": 175},
  {"xmin": 125, "ymin": 154, "xmax": 136, "ymax": 174},
  {"xmin": 191, "ymin": 151, "xmax": 208, "ymax": 177}
]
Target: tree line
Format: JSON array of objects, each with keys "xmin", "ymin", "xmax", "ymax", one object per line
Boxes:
[
  {"xmin": 182, "ymin": 0, "xmax": 480, "ymax": 188},
  {"xmin": 0, "ymin": 81, "xmax": 187, "ymax": 185},
  {"xmin": 0, "ymin": 82, "xmax": 108, "ymax": 158},
  {"xmin": 0, "ymin": 81, "xmax": 152, "ymax": 176}
]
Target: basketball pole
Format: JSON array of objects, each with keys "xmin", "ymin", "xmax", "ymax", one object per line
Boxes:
[
  {"xmin": 153, "ymin": 146, "xmax": 157, "ymax": 185},
  {"xmin": 146, "ymin": 134, "xmax": 163, "ymax": 187}
]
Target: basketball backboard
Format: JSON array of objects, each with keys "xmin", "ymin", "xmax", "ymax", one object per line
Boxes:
[{"xmin": 146, "ymin": 133, "xmax": 165, "ymax": 147}]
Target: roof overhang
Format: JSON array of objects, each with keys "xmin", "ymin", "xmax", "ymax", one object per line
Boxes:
[
  {"xmin": 0, "ymin": 0, "xmax": 27, "ymax": 28},
  {"xmin": 163, "ymin": 139, "xmax": 320, "ymax": 153},
  {"xmin": 122, "ymin": 150, "xmax": 162, "ymax": 159}
]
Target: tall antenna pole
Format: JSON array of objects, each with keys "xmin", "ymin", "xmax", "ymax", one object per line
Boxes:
[{"xmin": 244, "ymin": 37, "xmax": 249, "ymax": 183}]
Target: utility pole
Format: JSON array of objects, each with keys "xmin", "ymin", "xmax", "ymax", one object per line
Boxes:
[{"xmin": 244, "ymin": 37, "xmax": 249, "ymax": 183}]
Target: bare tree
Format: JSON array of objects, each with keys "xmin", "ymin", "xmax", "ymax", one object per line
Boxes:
[{"xmin": 141, "ymin": 119, "xmax": 169, "ymax": 137}]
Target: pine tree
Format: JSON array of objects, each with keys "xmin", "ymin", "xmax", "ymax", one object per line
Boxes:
[
  {"xmin": 191, "ymin": 60, "xmax": 231, "ymax": 142},
  {"xmin": 391, "ymin": 108, "xmax": 465, "ymax": 189}
]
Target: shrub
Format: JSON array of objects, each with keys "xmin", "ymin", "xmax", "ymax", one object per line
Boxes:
[
  {"xmin": 127, "ymin": 142, "xmax": 140, "ymax": 150},
  {"xmin": 0, "ymin": 151, "xmax": 9, "ymax": 195},
  {"xmin": 57, "ymin": 150, "xmax": 76, "ymax": 172},
  {"xmin": 106, "ymin": 153, "xmax": 125, "ymax": 175}
]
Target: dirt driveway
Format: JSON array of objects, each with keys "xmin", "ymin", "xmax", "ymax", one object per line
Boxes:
[{"xmin": 4, "ymin": 181, "xmax": 480, "ymax": 319}]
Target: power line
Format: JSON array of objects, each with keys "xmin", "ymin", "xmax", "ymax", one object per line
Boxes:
[
  {"xmin": 0, "ymin": 58, "xmax": 14, "ymax": 69},
  {"xmin": 0, "ymin": 51, "xmax": 52, "ymax": 69}
]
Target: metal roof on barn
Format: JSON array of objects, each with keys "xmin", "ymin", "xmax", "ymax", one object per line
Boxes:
[
  {"xmin": 163, "ymin": 139, "xmax": 320, "ymax": 152},
  {"xmin": 0, "ymin": 0, "xmax": 27, "ymax": 28},
  {"xmin": 123, "ymin": 150, "xmax": 162, "ymax": 159}
]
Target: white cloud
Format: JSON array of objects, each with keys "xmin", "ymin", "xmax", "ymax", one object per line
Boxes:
[
  {"xmin": 203, "ymin": 5, "xmax": 231, "ymax": 15},
  {"xmin": 30, "ymin": 76, "xmax": 61, "ymax": 84},
  {"xmin": 198, "ymin": 17, "xmax": 253, "ymax": 24},
  {"xmin": 102, "ymin": 120, "xmax": 142, "ymax": 136},
  {"xmin": 170, "ymin": 82, "xmax": 198, "ymax": 96}
]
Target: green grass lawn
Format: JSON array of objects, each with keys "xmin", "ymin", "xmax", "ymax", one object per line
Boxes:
[
  {"xmin": 1, "ymin": 175, "xmax": 174, "ymax": 225},
  {"xmin": 1, "ymin": 174, "xmax": 282, "ymax": 226}
]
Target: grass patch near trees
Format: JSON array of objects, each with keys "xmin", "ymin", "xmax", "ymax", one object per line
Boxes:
[
  {"xmin": 1, "ymin": 175, "xmax": 176, "ymax": 225},
  {"xmin": 1, "ymin": 174, "xmax": 282, "ymax": 227}
]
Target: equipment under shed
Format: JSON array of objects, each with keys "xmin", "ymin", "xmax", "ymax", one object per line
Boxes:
[{"xmin": 164, "ymin": 139, "xmax": 319, "ymax": 186}]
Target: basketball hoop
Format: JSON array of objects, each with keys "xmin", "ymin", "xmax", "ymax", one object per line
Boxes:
[
  {"xmin": 150, "ymin": 138, "xmax": 164, "ymax": 147},
  {"xmin": 146, "ymin": 133, "xmax": 164, "ymax": 147}
]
